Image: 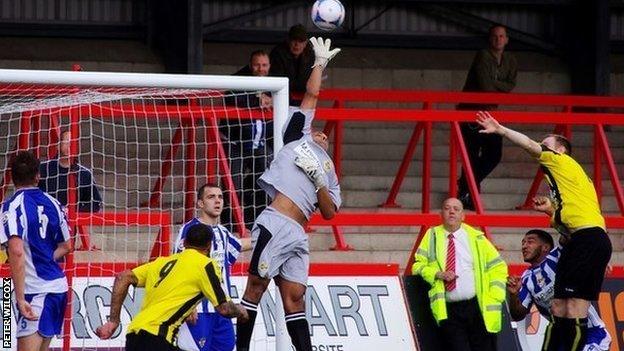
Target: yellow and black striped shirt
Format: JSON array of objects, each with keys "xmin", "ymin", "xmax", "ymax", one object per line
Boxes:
[
  {"xmin": 538, "ymin": 147, "xmax": 605, "ymax": 233},
  {"xmin": 127, "ymin": 249, "xmax": 228, "ymax": 344}
]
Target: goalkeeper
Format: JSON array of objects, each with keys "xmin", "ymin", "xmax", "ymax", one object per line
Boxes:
[{"xmin": 235, "ymin": 37, "xmax": 342, "ymax": 351}]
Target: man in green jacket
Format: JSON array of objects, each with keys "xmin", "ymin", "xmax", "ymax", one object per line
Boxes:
[
  {"xmin": 457, "ymin": 25, "xmax": 518, "ymax": 210},
  {"xmin": 412, "ymin": 197, "xmax": 508, "ymax": 351}
]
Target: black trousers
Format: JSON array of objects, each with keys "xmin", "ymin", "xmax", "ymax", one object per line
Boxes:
[
  {"xmin": 222, "ymin": 144, "xmax": 272, "ymax": 231},
  {"xmin": 439, "ymin": 298, "xmax": 498, "ymax": 351},
  {"xmin": 126, "ymin": 330, "xmax": 179, "ymax": 351},
  {"xmin": 458, "ymin": 122, "xmax": 503, "ymax": 196}
]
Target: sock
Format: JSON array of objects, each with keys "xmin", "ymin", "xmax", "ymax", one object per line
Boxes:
[
  {"xmin": 235, "ymin": 299, "xmax": 258, "ymax": 351},
  {"xmin": 565, "ymin": 317, "xmax": 588, "ymax": 351},
  {"xmin": 285, "ymin": 312, "xmax": 312, "ymax": 351}
]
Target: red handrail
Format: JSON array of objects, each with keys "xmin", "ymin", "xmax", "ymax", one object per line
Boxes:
[{"xmin": 1, "ymin": 86, "xmax": 623, "ymax": 266}]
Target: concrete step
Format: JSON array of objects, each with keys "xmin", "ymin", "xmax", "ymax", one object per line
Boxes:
[
  {"xmin": 340, "ymin": 159, "xmax": 624, "ymax": 179},
  {"xmin": 338, "ymin": 122, "xmax": 620, "ymax": 133},
  {"xmin": 340, "ymin": 175, "xmax": 624, "ymax": 195},
  {"xmin": 341, "ymin": 126, "xmax": 624, "ymax": 147},
  {"xmin": 341, "ymin": 142, "xmax": 624, "ymax": 163},
  {"xmin": 74, "ymin": 247, "xmax": 624, "ymax": 272},
  {"xmin": 340, "ymin": 190, "xmax": 624, "ymax": 212},
  {"xmin": 77, "ymin": 224, "xmax": 624, "ymax": 255},
  {"xmin": 72, "ymin": 223, "xmax": 624, "ymax": 272},
  {"xmin": 309, "ymin": 229, "xmax": 624, "ymax": 252}
]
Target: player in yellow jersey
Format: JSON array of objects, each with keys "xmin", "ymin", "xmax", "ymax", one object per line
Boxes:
[
  {"xmin": 476, "ymin": 111, "xmax": 612, "ymax": 351},
  {"xmin": 96, "ymin": 223, "xmax": 248, "ymax": 351}
]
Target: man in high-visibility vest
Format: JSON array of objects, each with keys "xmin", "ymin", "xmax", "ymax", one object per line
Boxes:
[{"xmin": 412, "ymin": 197, "xmax": 508, "ymax": 351}]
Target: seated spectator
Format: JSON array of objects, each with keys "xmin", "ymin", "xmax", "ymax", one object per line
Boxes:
[
  {"xmin": 39, "ymin": 130, "xmax": 102, "ymax": 212},
  {"xmin": 221, "ymin": 50, "xmax": 274, "ymax": 231},
  {"xmin": 269, "ymin": 24, "xmax": 314, "ymax": 105}
]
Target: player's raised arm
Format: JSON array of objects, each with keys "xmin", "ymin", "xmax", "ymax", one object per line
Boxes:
[
  {"xmin": 300, "ymin": 37, "xmax": 340, "ymax": 110},
  {"xmin": 476, "ymin": 111, "xmax": 542, "ymax": 157}
]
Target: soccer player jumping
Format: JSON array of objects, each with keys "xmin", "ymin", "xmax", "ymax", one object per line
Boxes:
[
  {"xmin": 235, "ymin": 37, "xmax": 342, "ymax": 351},
  {"xmin": 477, "ymin": 111, "xmax": 612, "ymax": 351}
]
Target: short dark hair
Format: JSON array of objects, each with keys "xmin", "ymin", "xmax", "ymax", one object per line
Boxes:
[
  {"xmin": 11, "ymin": 151, "xmax": 40, "ymax": 187},
  {"xmin": 183, "ymin": 223, "xmax": 214, "ymax": 249},
  {"xmin": 250, "ymin": 50, "xmax": 269, "ymax": 63},
  {"xmin": 548, "ymin": 134, "xmax": 572, "ymax": 155},
  {"xmin": 525, "ymin": 229, "xmax": 554, "ymax": 249},
  {"xmin": 197, "ymin": 182, "xmax": 221, "ymax": 200},
  {"xmin": 489, "ymin": 24, "xmax": 507, "ymax": 36},
  {"xmin": 288, "ymin": 24, "xmax": 307, "ymax": 41}
]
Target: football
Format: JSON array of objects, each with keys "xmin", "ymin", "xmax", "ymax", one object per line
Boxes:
[{"xmin": 311, "ymin": 0, "xmax": 345, "ymax": 31}]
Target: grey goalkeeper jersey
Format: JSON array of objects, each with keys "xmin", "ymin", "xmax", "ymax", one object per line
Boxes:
[{"xmin": 258, "ymin": 109, "xmax": 341, "ymax": 219}]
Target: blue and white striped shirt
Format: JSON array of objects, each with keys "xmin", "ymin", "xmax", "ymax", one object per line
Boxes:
[
  {"xmin": 519, "ymin": 247, "xmax": 607, "ymax": 330},
  {"xmin": 0, "ymin": 187, "xmax": 70, "ymax": 294},
  {"xmin": 173, "ymin": 218, "xmax": 241, "ymax": 313}
]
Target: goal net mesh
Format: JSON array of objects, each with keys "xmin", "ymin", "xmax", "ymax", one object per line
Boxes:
[{"xmin": 0, "ymin": 81, "xmax": 281, "ymax": 350}]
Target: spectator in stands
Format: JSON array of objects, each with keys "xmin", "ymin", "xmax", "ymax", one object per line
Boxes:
[
  {"xmin": 412, "ymin": 197, "xmax": 507, "ymax": 351},
  {"xmin": 39, "ymin": 130, "xmax": 102, "ymax": 212},
  {"xmin": 222, "ymin": 50, "xmax": 274, "ymax": 231},
  {"xmin": 226, "ymin": 50, "xmax": 273, "ymax": 109},
  {"xmin": 457, "ymin": 25, "xmax": 517, "ymax": 210},
  {"xmin": 270, "ymin": 24, "xmax": 314, "ymax": 105}
]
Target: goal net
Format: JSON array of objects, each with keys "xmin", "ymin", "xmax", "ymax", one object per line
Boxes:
[{"xmin": 0, "ymin": 69, "xmax": 289, "ymax": 350}]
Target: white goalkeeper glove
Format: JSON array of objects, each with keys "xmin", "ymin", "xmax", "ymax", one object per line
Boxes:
[
  {"xmin": 294, "ymin": 154, "xmax": 328, "ymax": 190},
  {"xmin": 310, "ymin": 37, "xmax": 341, "ymax": 69}
]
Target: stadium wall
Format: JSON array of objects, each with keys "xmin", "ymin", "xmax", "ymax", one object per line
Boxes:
[
  {"xmin": 0, "ymin": 263, "xmax": 417, "ymax": 351},
  {"xmin": 0, "ymin": 38, "xmax": 623, "ymax": 95},
  {"xmin": 1, "ymin": 263, "xmax": 621, "ymax": 350}
]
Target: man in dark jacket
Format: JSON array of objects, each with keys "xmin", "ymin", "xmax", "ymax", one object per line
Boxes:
[
  {"xmin": 226, "ymin": 50, "xmax": 272, "ymax": 109},
  {"xmin": 222, "ymin": 50, "xmax": 273, "ymax": 231},
  {"xmin": 269, "ymin": 24, "xmax": 314, "ymax": 105},
  {"xmin": 39, "ymin": 130, "xmax": 102, "ymax": 213},
  {"xmin": 457, "ymin": 25, "xmax": 517, "ymax": 210}
]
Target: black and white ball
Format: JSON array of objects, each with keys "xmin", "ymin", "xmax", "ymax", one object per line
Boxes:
[{"xmin": 311, "ymin": 0, "xmax": 345, "ymax": 31}]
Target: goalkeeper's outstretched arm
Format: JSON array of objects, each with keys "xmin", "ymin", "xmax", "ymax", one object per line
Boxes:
[
  {"xmin": 300, "ymin": 37, "xmax": 341, "ymax": 111},
  {"xmin": 300, "ymin": 66, "xmax": 323, "ymax": 111}
]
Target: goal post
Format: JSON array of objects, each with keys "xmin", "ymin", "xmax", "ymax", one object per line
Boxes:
[
  {"xmin": 0, "ymin": 68, "xmax": 292, "ymax": 350},
  {"xmin": 0, "ymin": 68, "xmax": 290, "ymax": 148}
]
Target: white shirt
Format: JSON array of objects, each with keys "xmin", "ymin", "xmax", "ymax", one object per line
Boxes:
[
  {"xmin": 0, "ymin": 188, "xmax": 70, "ymax": 294},
  {"xmin": 444, "ymin": 227, "xmax": 476, "ymax": 302}
]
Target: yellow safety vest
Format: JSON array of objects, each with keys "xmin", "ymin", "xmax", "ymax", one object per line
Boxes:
[{"xmin": 411, "ymin": 223, "xmax": 508, "ymax": 333}]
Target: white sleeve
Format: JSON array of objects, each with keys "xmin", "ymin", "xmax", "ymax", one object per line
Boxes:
[
  {"xmin": 173, "ymin": 225, "xmax": 186, "ymax": 254},
  {"xmin": 0, "ymin": 212, "xmax": 8, "ymax": 245},
  {"xmin": 59, "ymin": 206, "xmax": 71, "ymax": 242}
]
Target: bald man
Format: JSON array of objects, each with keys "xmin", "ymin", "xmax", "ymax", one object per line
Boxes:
[{"xmin": 412, "ymin": 198, "xmax": 508, "ymax": 351}]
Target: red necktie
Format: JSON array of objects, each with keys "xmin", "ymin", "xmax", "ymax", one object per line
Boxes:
[{"xmin": 445, "ymin": 233, "xmax": 456, "ymax": 291}]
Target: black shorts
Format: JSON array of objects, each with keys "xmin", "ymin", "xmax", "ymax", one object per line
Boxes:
[
  {"xmin": 554, "ymin": 227, "xmax": 612, "ymax": 300},
  {"xmin": 126, "ymin": 330, "xmax": 179, "ymax": 351}
]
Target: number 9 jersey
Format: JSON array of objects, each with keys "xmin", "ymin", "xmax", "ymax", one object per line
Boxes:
[{"xmin": 127, "ymin": 249, "xmax": 230, "ymax": 345}]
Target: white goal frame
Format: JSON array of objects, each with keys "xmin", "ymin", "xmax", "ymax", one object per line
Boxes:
[
  {"xmin": 0, "ymin": 68, "xmax": 292, "ymax": 351},
  {"xmin": 0, "ymin": 68, "xmax": 290, "ymax": 152}
]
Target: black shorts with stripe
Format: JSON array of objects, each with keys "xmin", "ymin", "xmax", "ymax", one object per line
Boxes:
[
  {"xmin": 554, "ymin": 227, "xmax": 612, "ymax": 301},
  {"xmin": 126, "ymin": 330, "xmax": 179, "ymax": 351}
]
